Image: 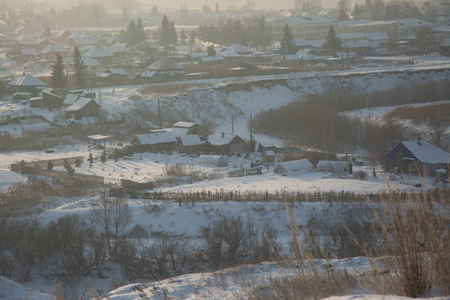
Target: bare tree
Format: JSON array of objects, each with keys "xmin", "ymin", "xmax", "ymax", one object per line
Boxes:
[{"xmin": 90, "ymin": 192, "xmax": 132, "ymax": 262}]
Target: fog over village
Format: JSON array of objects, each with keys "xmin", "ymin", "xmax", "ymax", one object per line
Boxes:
[{"xmin": 0, "ymin": 0, "xmax": 449, "ymax": 299}]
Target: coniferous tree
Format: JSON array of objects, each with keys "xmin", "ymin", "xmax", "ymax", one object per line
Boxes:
[
  {"xmin": 169, "ymin": 21, "xmax": 177, "ymax": 46},
  {"xmin": 179, "ymin": 30, "xmax": 187, "ymax": 45},
  {"xmin": 126, "ymin": 19, "xmax": 136, "ymax": 44},
  {"xmin": 160, "ymin": 15, "xmax": 171, "ymax": 50},
  {"xmin": 51, "ymin": 54, "xmax": 66, "ymax": 90},
  {"xmin": 88, "ymin": 153, "xmax": 94, "ymax": 167},
  {"xmin": 122, "ymin": 7, "xmax": 129, "ymax": 25},
  {"xmin": 73, "ymin": 46, "xmax": 86, "ymax": 88},
  {"xmin": 206, "ymin": 45, "xmax": 216, "ymax": 56},
  {"xmin": 280, "ymin": 24, "xmax": 295, "ymax": 55},
  {"xmin": 323, "ymin": 25, "xmax": 342, "ymax": 52},
  {"xmin": 150, "ymin": 5, "xmax": 159, "ymax": 16}
]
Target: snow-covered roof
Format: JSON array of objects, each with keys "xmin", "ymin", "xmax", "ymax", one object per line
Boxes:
[
  {"xmin": 65, "ymin": 97, "xmax": 99, "ymax": 112},
  {"xmin": 171, "ymin": 127, "xmax": 190, "ymax": 138},
  {"xmin": 229, "ymin": 43, "xmax": 252, "ymax": 54},
  {"xmin": 140, "ymin": 70, "xmax": 159, "ymax": 78},
  {"xmin": 173, "ymin": 121, "xmax": 198, "ymax": 128},
  {"xmin": 208, "ymin": 132, "xmax": 241, "ymax": 146},
  {"xmin": 180, "ymin": 135, "xmax": 203, "ymax": 146},
  {"xmin": 8, "ymin": 74, "xmax": 47, "ymax": 87},
  {"xmin": 274, "ymin": 159, "xmax": 313, "ymax": 174},
  {"xmin": 83, "ymin": 57, "xmax": 102, "ymax": 67},
  {"xmin": 400, "ymin": 140, "xmax": 449, "ymax": 164},
  {"xmin": 271, "ymin": 15, "xmax": 335, "ymax": 27},
  {"xmin": 20, "ymin": 48, "xmax": 37, "ymax": 56},
  {"xmin": 84, "ymin": 47, "xmax": 112, "ymax": 58},
  {"xmin": 106, "ymin": 68, "xmax": 127, "ymax": 75},
  {"xmin": 192, "ymin": 52, "xmax": 207, "ymax": 58},
  {"xmin": 133, "ymin": 132, "xmax": 177, "ymax": 145},
  {"xmin": 440, "ymin": 38, "xmax": 450, "ymax": 47},
  {"xmin": 147, "ymin": 58, "xmax": 184, "ymax": 71},
  {"xmin": 293, "ymin": 37, "xmax": 313, "ymax": 47},
  {"xmin": 264, "ymin": 150, "xmax": 275, "ymax": 156},
  {"xmin": 391, "ymin": 18, "xmax": 433, "ymax": 28},
  {"xmin": 316, "ymin": 160, "xmax": 348, "ymax": 172},
  {"xmin": 283, "ymin": 54, "xmax": 301, "ymax": 61},
  {"xmin": 201, "ymin": 55, "xmax": 225, "ymax": 62},
  {"xmin": 39, "ymin": 43, "xmax": 69, "ymax": 54},
  {"xmin": 63, "ymin": 92, "xmax": 82, "ymax": 105},
  {"xmin": 72, "ymin": 32, "xmax": 99, "ymax": 46},
  {"xmin": 344, "ymin": 40, "xmax": 379, "ymax": 48}
]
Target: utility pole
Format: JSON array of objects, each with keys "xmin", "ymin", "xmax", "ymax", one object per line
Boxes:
[
  {"xmin": 231, "ymin": 113, "xmax": 234, "ymax": 133},
  {"xmin": 249, "ymin": 113, "xmax": 253, "ymax": 146},
  {"xmin": 158, "ymin": 98, "xmax": 162, "ymax": 129},
  {"xmin": 98, "ymin": 86, "xmax": 101, "ymax": 107}
]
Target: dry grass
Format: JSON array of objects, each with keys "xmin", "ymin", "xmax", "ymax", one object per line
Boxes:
[{"xmin": 250, "ymin": 183, "xmax": 449, "ymax": 299}]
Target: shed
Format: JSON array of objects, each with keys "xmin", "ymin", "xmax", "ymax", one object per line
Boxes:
[
  {"xmin": 316, "ymin": 160, "xmax": 349, "ymax": 173},
  {"xmin": 274, "ymin": 159, "xmax": 313, "ymax": 175},
  {"xmin": 263, "ymin": 150, "xmax": 275, "ymax": 163},
  {"xmin": 197, "ymin": 155, "xmax": 228, "ymax": 167}
]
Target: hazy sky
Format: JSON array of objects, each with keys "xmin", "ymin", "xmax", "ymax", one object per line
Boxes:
[{"xmin": 11, "ymin": 0, "xmax": 338, "ymax": 13}]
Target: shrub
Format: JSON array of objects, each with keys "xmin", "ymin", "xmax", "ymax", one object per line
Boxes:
[
  {"xmin": 354, "ymin": 170, "xmax": 367, "ymax": 180},
  {"xmin": 63, "ymin": 159, "xmax": 74, "ymax": 174},
  {"xmin": 47, "ymin": 160, "xmax": 54, "ymax": 170}
]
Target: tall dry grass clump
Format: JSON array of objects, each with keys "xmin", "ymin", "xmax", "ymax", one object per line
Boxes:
[
  {"xmin": 372, "ymin": 186, "xmax": 449, "ymax": 297},
  {"xmin": 251, "ymin": 185, "xmax": 449, "ymax": 299}
]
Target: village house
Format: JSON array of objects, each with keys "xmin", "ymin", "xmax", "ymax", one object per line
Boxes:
[
  {"xmin": 131, "ymin": 132, "xmax": 177, "ymax": 153},
  {"xmin": 172, "ymin": 122, "xmax": 209, "ymax": 140},
  {"xmin": 7, "ymin": 74, "xmax": 47, "ymax": 96},
  {"xmin": 178, "ymin": 135, "xmax": 204, "ymax": 154},
  {"xmin": 384, "ymin": 139, "xmax": 450, "ymax": 177},
  {"xmin": 208, "ymin": 132, "xmax": 248, "ymax": 154},
  {"xmin": 64, "ymin": 97, "xmax": 101, "ymax": 119}
]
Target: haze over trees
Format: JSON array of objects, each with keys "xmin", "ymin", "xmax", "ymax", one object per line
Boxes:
[{"xmin": 51, "ymin": 54, "xmax": 66, "ymax": 90}]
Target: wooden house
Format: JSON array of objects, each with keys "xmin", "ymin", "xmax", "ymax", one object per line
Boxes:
[
  {"xmin": 208, "ymin": 132, "xmax": 248, "ymax": 154},
  {"xmin": 131, "ymin": 132, "xmax": 177, "ymax": 153},
  {"xmin": 64, "ymin": 97, "xmax": 100, "ymax": 119},
  {"xmin": 178, "ymin": 135, "xmax": 204, "ymax": 153},
  {"xmin": 172, "ymin": 121, "xmax": 209, "ymax": 140},
  {"xmin": 7, "ymin": 74, "xmax": 47, "ymax": 95},
  {"xmin": 384, "ymin": 139, "xmax": 450, "ymax": 177}
]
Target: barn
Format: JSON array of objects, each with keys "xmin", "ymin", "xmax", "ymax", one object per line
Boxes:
[
  {"xmin": 178, "ymin": 135, "xmax": 203, "ymax": 154},
  {"xmin": 274, "ymin": 159, "xmax": 313, "ymax": 175},
  {"xmin": 65, "ymin": 97, "xmax": 101, "ymax": 119}
]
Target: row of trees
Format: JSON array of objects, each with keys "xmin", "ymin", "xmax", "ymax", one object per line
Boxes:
[{"xmin": 50, "ymin": 47, "xmax": 87, "ymax": 90}]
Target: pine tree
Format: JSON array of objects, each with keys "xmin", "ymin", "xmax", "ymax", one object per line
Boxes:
[
  {"xmin": 280, "ymin": 24, "xmax": 295, "ymax": 55},
  {"xmin": 135, "ymin": 18, "xmax": 146, "ymax": 44},
  {"xmin": 51, "ymin": 54, "xmax": 66, "ymax": 90},
  {"xmin": 126, "ymin": 19, "xmax": 136, "ymax": 45},
  {"xmin": 122, "ymin": 7, "xmax": 129, "ymax": 25},
  {"xmin": 323, "ymin": 25, "xmax": 342, "ymax": 52},
  {"xmin": 169, "ymin": 21, "xmax": 177, "ymax": 46},
  {"xmin": 160, "ymin": 15, "xmax": 171, "ymax": 50},
  {"xmin": 73, "ymin": 46, "xmax": 86, "ymax": 89},
  {"xmin": 47, "ymin": 160, "xmax": 53, "ymax": 170},
  {"xmin": 206, "ymin": 44, "xmax": 216, "ymax": 56},
  {"xmin": 63, "ymin": 159, "xmax": 75, "ymax": 174},
  {"xmin": 179, "ymin": 30, "xmax": 187, "ymax": 45},
  {"xmin": 150, "ymin": 5, "xmax": 159, "ymax": 16}
]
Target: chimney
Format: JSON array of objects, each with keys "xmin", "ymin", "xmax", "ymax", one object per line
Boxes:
[
  {"xmin": 221, "ymin": 132, "xmax": 224, "ymax": 138},
  {"xmin": 417, "ymin": 137, "xmax": 422, "ymax": 145}
]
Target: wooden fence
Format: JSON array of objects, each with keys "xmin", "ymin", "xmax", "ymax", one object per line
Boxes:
[
  {"xmin": 117, "ymin": 187, "xmax": 446, "ymax": 203},
  {"xmin": 11, "ymin": 156, "xmax": 84, "ymax": 171},
  {"xmin": 20, "ymin": 166, "xmax": 105, "ymax": 184}
]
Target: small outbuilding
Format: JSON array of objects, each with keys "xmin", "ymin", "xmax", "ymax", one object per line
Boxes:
[
  {"xmin": 7, "ymin": 74, "xmax": 47, "ymax": 95},
  {"xmin": 315, "ymin": 160, "xmax": 349, "ymax": 173},
  {"xmin": 179, "ymin": 135, "xmax": 204, "ymax": 153},
  {"xmin": 197, "ymin": 155, "xmax": 228, "ymax": 167},
  {"xmin": 208, "ymin": 132, "xmax": 248, "ymax": 154},
  {"xmin": 274, "ymin": 159, "xmax": 313, "ymax": 175}
]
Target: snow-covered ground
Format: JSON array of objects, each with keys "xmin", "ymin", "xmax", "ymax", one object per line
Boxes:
[{"xmin": 1, "ymin": 55, "xmax": 449, "ymax": 299}]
